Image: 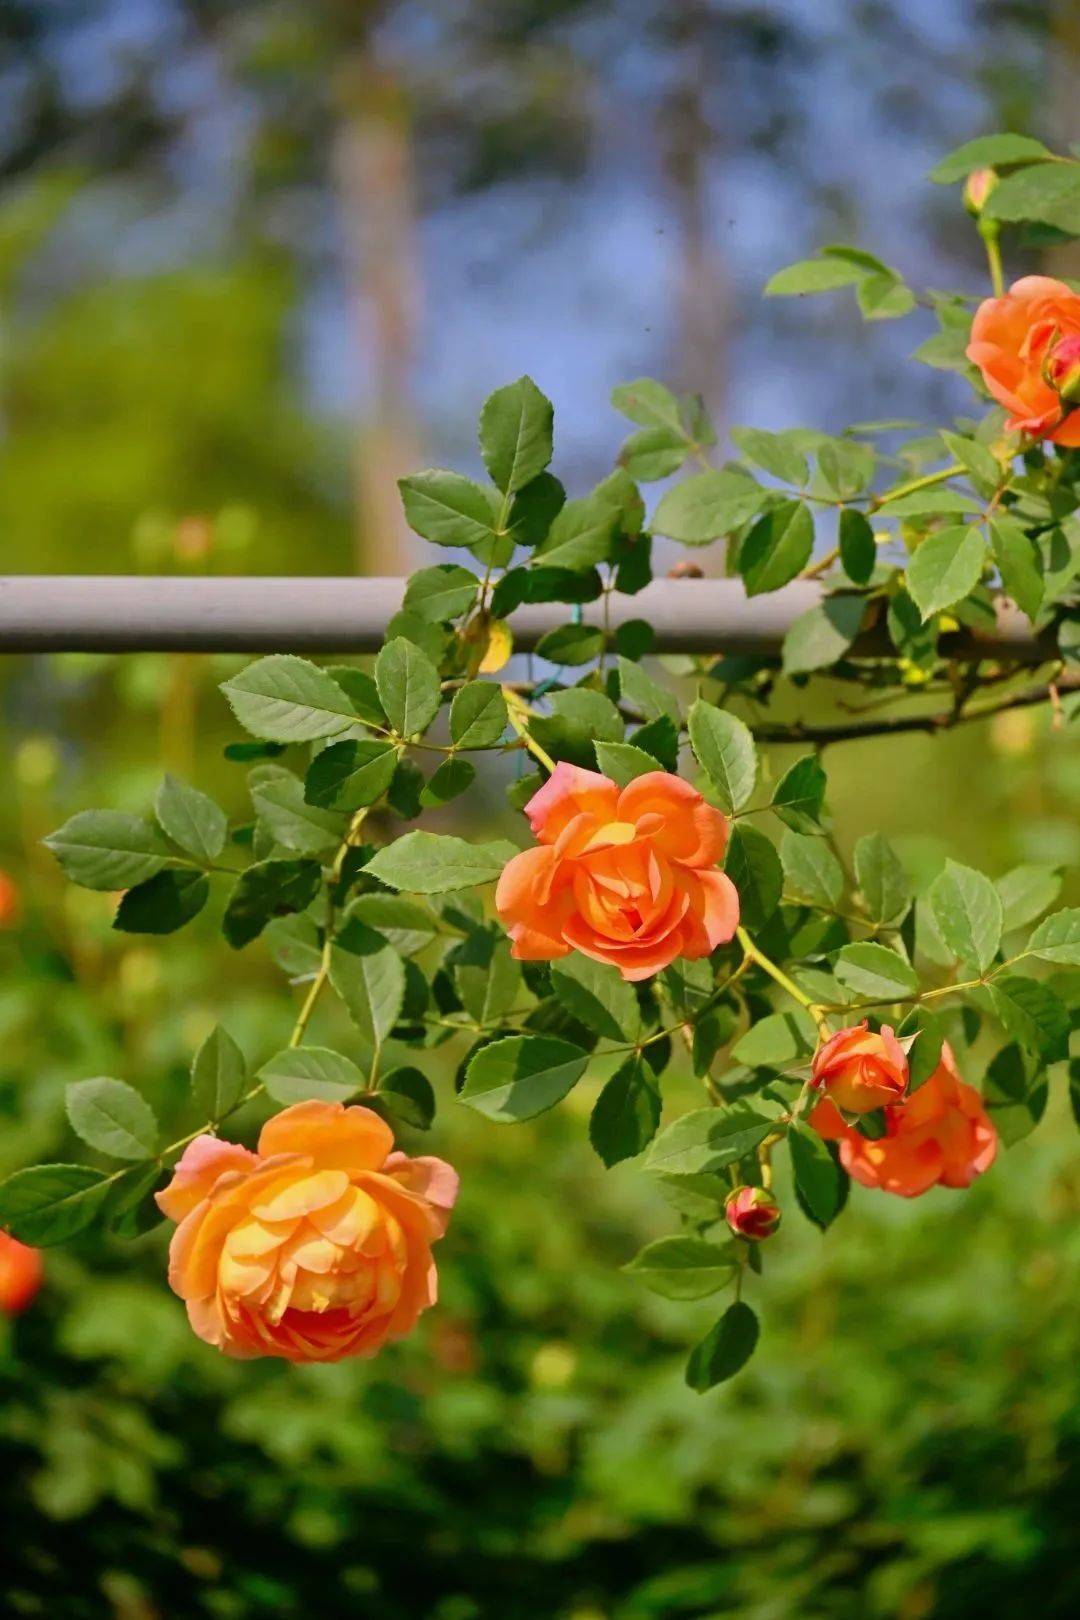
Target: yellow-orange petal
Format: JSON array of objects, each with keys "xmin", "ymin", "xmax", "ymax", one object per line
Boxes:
[
  {"xmin": 257, "ymin": 1100, "xmax": 394, "ymax": 1174},
  {"xmin": 155, "ymin": 1135, "xmax": 260, "ymax": 1223}
]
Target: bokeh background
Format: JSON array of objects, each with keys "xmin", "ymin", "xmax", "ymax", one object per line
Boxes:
[{"xmin": 2, "ymin": 3, "xmax": 1080, "ymax": 1617}]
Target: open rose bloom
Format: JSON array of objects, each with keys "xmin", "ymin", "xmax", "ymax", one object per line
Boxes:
[
  {"xmin": 966, "ymin": 275, "xmax": 1080, "ymax": 445},
  {"xmin": 156, "ymin": 1101, "xmax": 458, "ymax": 1361},
  {"xmin": 496, "ymin": 764, "xmax": 739, "ymax": 981},
  {"xmin": 810, "ymin": 1020, "xmax": 908, "ymax": 1114},
  {"xmin": 810, "ymin": 1044, "xmax": 997, "ymax": 1198}
]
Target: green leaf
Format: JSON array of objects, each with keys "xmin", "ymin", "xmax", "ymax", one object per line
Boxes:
[
  {"xmin": 725, "ymin": 824, "xmax": 783, "ymax": 928},
  {"xmin": 686, "ymin": 1301, "xmax": 760, "ymax": 1391},
  {"xmin": 534, "ymin": 493, "xmax": 620, "ymax": 570},
  {"xmin": 854, "ymin": 832, "xmax": 912, "ymax": 925},
  {"xmin": 376, "ymin": 1066, "xmax": 436, "ymax": 1131},
  {"xmin": 594, "ymin": 741, "xmax": 663, "ymax": 785},
  {"xmin": 764, "ymin": 257, "xmax": 864, "ymax": 296},
  {"xmin": 327, "ymin": 666, "xmax": 386, "ymax": 728},
  {"xmin": 456, "ymin": 937, "xmax": 521, "ymax": 1028},
  {"xmin": 929, "ymin": 859, "xmax": 1003, "ymax": 973},
  {"xmin": 113, "ymin": 868, "xmax": 209, "ymax": 934},
  {"xmin": 506, "ymin": 472, "xmax": 567, "ymax": 547},
  {"xmin": 631, "ymin": 714, "xmax": 678, "ymax": 770},
  {"xmin": 989, "ymin": 975, "xmax": 1069, "ymax": 1062},
  {"xmin": 929, "ymin": 133, "xmax": 1054, "ymax": 183},
  {"xmin": 618, "ymin": 657, "xmax": 680, "ymax": 727},
  {"xmin": 780, "ymin": 829, "xmax": 843, "ymax": 908},
  {"xmin": 44, "ymin": 810, "xmax": 174, "ymax": 892},
  {"xmin": 398, "ymin": 469, "xmax": 500, "ymax": 550},
  {"xmin": 878, "ymin": 489, "xmax": 979, "ymax": 518},
  {"xmin": 259, "ymin": 1046, "xmax": 365, "ymax": 1105},
  {"xmin": 857, "ymin": 273, "xmax": 916, "ymax": 321},
  {"xmin": 375, "ymin": 638, "xmax": 442, "ymax": 739},
  {"xmin": 250, "ymin": 768, "xmax": 345, "ymax": 854},
  {"xmin": 0, "ymin": 1164, "xmax": 111, "ymax": 1246},
  {"xmin": 731, "ymin": 1009, "xmax": 817, "ymax": 1069},
  {"xmin": 834, "ymin": 942, "xmax": 918, "ymax": 1000},
  {"xmin": 625, "ymin": 1236, "xmax": 738, "ymax": 1300},
  {"xmin": 478, "ymin": 375, "xmax": 554, "ymax": 494},
  {"xmin": 1026, "ymin": 908, "xmax": 1080, "ymax": 965},
  {"xmin": 645, "ymin": 1103, "xmax": 775, "ymax": 1175},
  {"xmin": 991, "ymin": 517, "xmax": 1044, "ymax": 622},
  {"xmin": 550, "ymin": 954, "xmax": 640, "ymax": 1042},
  {"xmin": 347, "ymin": 894, "xmax": 436, "ymax": 956},
  {"xmin": 420, "ymin": 758, "xmax": 476, "ymax": 808},
  {"xmin": 788, "ymin": 1123, "xmax": 846, "ymax": 1227},
  {"xmin": 983, "ymin": 162, "xmax": 1080, "ymax": 232},
  {"xmin": 651, "ymin": 467, "xmax": 766, "ymax": 544},
  {"xmin": 403, "ymin": 564, "xmax": 480, "ymax": 623},
  {"xmin": 618, "ymin": 426, "xmax": 689, "ymax": 482},
  {"xmin": 222, "ymin": 857, "xmax": 322, "ymax": 949},
  {"xmin": 535, "ymin": 622, "xmax": 605, "ymax": 665},
  {"xmin": 191, "ymin": 1025, "xmax": 247, "ymax": 1121},
  {"xmin": 364, "ymin": 831, "xmax": 517, "ymax": 894},
  {"xmin": 588, "ymin": 1058, "xmax": 661, "ymax": 1166},
  {"xmin": 329, "ymin": 933, "xmax": 406, "ymax": 1047},
  {"xmin": 155, "ymin": 775, "xmax": 227, "ymax": 862},
  {"xmin": 906, "ymin": 526, "xmax": 986, "ymax": 620},
  {"xmin": 739, "ymin": 500, "xmax": 815, "ymax": 596},
  {"xmin": 304, "ymin": 740, "xmax": 399, "ymax": 811},
  {"xmin": 460, "ymin": 1035, "xmax": 589, "ymax": 1122},
  {"xmin": 997, "ymin": 865, "xmax": 1063, "ymax": 933},
  {"xmin": 771, "ymin": 754, "xmax": 826, "ymax": 833},
  {"xmin": 730, "ymin": 426, "xmax": 808, "ymax": 486},
  {"xmin": 449, "ymin": 683, "xmax": 508, "ymax": 749},
  {"xmin": 781, "ymin": 594, "xmax": 866, "ymax": 675},
  {"xmin": 221, "ymin": 655, "xmax": 359, "ymax": 743},
  {"xmin": 838, "ymin": 508, "xmax": 877, "ymax": 584},
  {"xmin": 896, "ymin": 1006, "xmax": 945, "ymax": 1092},
  {"xmin": 611, "ymin": 377, "xmax": 687, "ymax": 434},
  {"xmin": 687, "ymin": 700, "xmax": 757, "ymax": 812},
  {"xmin": 532, "ymin": 688, "xmax": 624, "ymax": 768},
  {"xmin": 66, "ymin": 1077, "xmax": 158, "ymax": 1160}
]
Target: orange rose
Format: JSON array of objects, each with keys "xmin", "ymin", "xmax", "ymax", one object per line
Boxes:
[
  {"xmin": 809, "ymin": 1043, "xmax": 997, "ymax": 1198},
  {"xmin": 966, "ymin": 275, "xmax": 1080, "ymax": 445},
  {"xmin": 0, "ymin": 1231, "xmax": 43, "ymax": 1314},
  {"xmin": 496, "ymin": 763, "xmax": 739, "ymax": 982},
  {"xmin": 810, "ymin": 1020, "xmax": 908, "ymax": 1113},
  {"xmin": 155, "ymin": 1101, "xmax": 458, "ymax": 1362}
]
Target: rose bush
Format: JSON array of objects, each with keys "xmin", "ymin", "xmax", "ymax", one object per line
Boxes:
[{"xmin": 1, "ymin": 130, "xmax": 1078, "ymax": 1388}]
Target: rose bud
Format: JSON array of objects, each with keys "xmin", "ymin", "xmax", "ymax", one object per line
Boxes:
[
  {"xmin": 963, "ymin": 167, "xmax": 998, "ymax": 217},
  {"xmin": 810, "ymin": 1021, "xmax": 908, "ymax": 1114},
  {"xmin": 0, "ymin": 1232, "xmax": 43, "ymax": 1315},
  {"xmin": 725, "ymin": 1186, "xmax": 781, "ymax": 1242},
  {"xmin": 1043, "ymin": 333, "xmax": 1080, "ymax": 408}
]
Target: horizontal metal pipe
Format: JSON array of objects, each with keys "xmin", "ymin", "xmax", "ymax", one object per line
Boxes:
[{"xmin": 0, "ymin": 575, "xmax": 1053, "ymax": 660}]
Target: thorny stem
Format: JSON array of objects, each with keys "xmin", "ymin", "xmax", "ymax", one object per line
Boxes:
[{"xmin": 736, "ymin": 926, "xmax": 829, "ymax": 1033}]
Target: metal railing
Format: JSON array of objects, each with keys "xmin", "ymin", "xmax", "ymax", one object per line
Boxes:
[{"xmin": 0, "ymin": 576, "xmax": 1053, "ymax": 659}]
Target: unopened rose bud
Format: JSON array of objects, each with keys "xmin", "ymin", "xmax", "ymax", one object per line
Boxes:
[
  {"xmin": 963, "ymin": 167, "xmax": 998, "ymax": 217},
  {"xmin": 811, "ymin": 1020, "xmax": 908, "ymax": 1113},
  {"xmin": 725, "ymin": 1185, "xmax": 781, "ymax": 1242},
  {"xmin": 1042, "ymin": 333, "xmax": 1080, "ymax": 407}
]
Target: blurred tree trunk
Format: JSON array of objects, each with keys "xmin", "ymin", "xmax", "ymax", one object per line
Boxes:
[
  {"xmin": 659, "ymin": 0, "xmax": 730, "ymax": 435},
  {"xmin": 1048, "ymin": 1, "xmax": 1080, "ymax": 279},
  {"xmin": 333, "ymin": 56, "xmax": 420, "ymax": 575}
]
